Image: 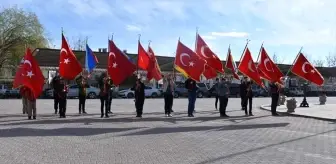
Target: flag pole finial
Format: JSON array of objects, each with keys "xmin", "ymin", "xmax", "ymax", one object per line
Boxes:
[
  {"xmin": 111, "ymin": 33, "xmax": 114, "ymax": 41},
  {"xmin": 138, "ymin": 34, "xmax": 141, "ymax": 41},
  {"xmin": 196, "ymin": 27, "xmax": 199, "ymax": 34},
  {"xmin": 148, "ymin": 40, "xmax": 151, "ymax": 47},
  {"xmin": 61, "ymin": 27, "xmax": 64, "ymax": 34}
]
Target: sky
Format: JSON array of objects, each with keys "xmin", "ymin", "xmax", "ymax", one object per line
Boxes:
[{"xmin": 2, "ymin": 0, "xmax": 336, "ymax": 64}]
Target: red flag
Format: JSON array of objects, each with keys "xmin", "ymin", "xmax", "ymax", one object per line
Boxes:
[
  {"xmin": 225, "ymin": 47, "xmax": 240, "ymax": 80},
  {"xmin": 108, "ymin": 40, "xmax": 136, "ymax": 85},
  {"xmin": 174, "ymin": 40, "xmax": 206, "ymax": 82},
  {"xmin": 13, "ymin": 48, "xmax": 45, "ymax": 99},
  {"xmin": 137, "ymin": 41, "xmax": 152, "ymax": 70},
  {"xmin": 257, "ymin": 47, "xmax": 284, "ymax": 83},
  {"xmin": 203, "ymin": 65, "xmax": 218, "ymax": 79},
  {"xmin": 59, "ymin": 34, "xmax": 83, "ymax": 80},
  {"xmin": 196, "ymin": 34, "xmax": 224, "ymax": 74},
  {"xmin": 238, "ymin": 47, "xmax": 263, "ymax": 87},
  {"xmin": 13, "ymin": 57, "xmax": 26, "ymax": 88},
  {"xmin": 147, "ymin": 46, "xmax": 162, "ymax": 81},
  {"xmin": 291, "ymin": 53, "xmax": 324, "ymax": 86},
  {"xmin": 257, "ymin": 66, "xmax": 272, "ymax": 82}
]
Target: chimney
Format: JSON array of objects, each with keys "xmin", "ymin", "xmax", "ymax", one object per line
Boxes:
[
  {"xmin": 123, "ymin": 50, "xmax": 127, "ymax": 53},
  {"xmin": 102, "ymin": 48, "xmax": 107, "ymax": 53},
  {"xmin": 98, "ymin": 48, "xmax": 102, "ymax": 52}
]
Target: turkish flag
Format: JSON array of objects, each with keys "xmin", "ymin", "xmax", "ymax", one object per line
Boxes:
[
  {"xmin": 291, "ymin": 53, "xmax": 324, "ymax": 86},
  {"xmin": 257, "ymin": 66, "xmax": 272, "ymax": 82},
  {"xmin": 196, "ymin": 34, "xmax": 224, "ymax": 73},
  {"xmin": 257, "ymin": 47, "xmax": 284, "ymax": 83},
  {"xmin": 238, "ymin": 47, "xmax": 263, "ymax": 87},
  {"xmin": 137, "ymin": 41, "xmax": 152, "ymax": 70},
  {"xmin": 147, "ymin": 46, "xmax": 162, "ymax": 81},
  {"xmin": 13, "ymin": 48, "xmax": 45, "ymax": 99},
  {"xmin": 203, "ymin": 65, "xmax": 218, "ymax": 79},
  {"xmin": 225, "ymin": 47, "xmax": 240, "ymax": 80},
  {"xmin": 108, "ymin": 40, "xmax": 136, "ymax": 85},
  {"xmin": 174, "ymin": 40, "xmax": 206, "ymax": 82},
  {"xmin": 59, "ymin": 34, "xmax": 83, "ymax": 80}
]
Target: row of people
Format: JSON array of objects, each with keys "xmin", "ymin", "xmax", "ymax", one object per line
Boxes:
[{"xmin": 19, "ymin": 73, "xmax": 281, "ymax": 120}]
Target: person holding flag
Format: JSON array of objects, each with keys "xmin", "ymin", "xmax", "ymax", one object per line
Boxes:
[
  {"xmin": 26, "ymin": 88, "xmax": 37, "ymax": 120},
  {"xmin": 76, "ymin": 76, "xmax": 87, "ymax": 114}
]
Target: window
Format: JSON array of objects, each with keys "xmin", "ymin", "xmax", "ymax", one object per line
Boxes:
[
  {"xmin": 85, "ymin": 84, "xmax": 90, "ymax": 88},
  {"xmin": 197, "ymin": 83, "xmax": 205, "ymax": 87}
]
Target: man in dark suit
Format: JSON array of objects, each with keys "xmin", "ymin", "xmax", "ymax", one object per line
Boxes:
[
  {"xmin": 242, "ymin": 77, "xmax": 254, "ymax": 116},
  {"xmin": 185, "ymin": 78, "xmax": 198, "ymax": 117},
  {"xmin": 270, "ymin": 82, "xmax": 280, "ymax": 116},
  {"xmin": 51, "ymin": 73, "xmax": 61, "ymax": 114}
]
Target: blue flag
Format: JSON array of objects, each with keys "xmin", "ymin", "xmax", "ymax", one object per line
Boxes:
[{"xmin": 85, "ymin": 44, "xmax": 98, "ymax": 73}]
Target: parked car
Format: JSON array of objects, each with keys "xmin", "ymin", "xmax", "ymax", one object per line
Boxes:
[
  {"xmin": 252, "ymin": 85, "xmax": 269, "ymax": 97},
  {"xmin": 286, "ymin": 87, "xmax": 304, "ymax": 97},
  {"xmin": 173, "ymin": 83, "xmax": 189, "ymax": 98},
  {"xmin": 196, "ymin": 83, "xmax": 210, "ymax": 98},
  {"xmin": 46, "ymin": 84, "xmax": 100, "ymax": 99},
  {"xmin": 118, "ymin": 86, "xmax": 162, "ymax": 98}
]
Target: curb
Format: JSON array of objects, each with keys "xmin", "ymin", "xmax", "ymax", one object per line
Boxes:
[{"xmin": 259, "ymin": 105, "xmax": 336, "ymax": 122}]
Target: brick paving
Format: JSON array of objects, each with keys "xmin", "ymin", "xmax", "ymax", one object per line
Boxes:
[{"xmin": 0, "ymin": 97, "xmax": 336, "ymax": 164}]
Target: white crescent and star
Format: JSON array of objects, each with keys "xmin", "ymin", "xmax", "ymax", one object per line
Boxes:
[
  {"xmin": 64, "ymin": 58, "xmax": 70, "ymax": 64},
  {"xmin": 264, "ymin": 58, "xmax": 273, "ymax": 72},
  {"xmin": 180, "ymin": 53, "xmax": 191, "ymax": 66},
  {"xmin": 26, "ymin": 71, "xmax": 34, "ymax": 78},
  {"xmin": 248, "ymin": 60, "xmax": 255, "ymax": 73},
  {"xmin": 109, "ymin": 52, "xmax": 117, "ymax": 68}
]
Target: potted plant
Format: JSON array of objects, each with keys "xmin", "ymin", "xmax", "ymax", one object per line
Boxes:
[
  {"xmin": 279, "ymin": 94, "xmax": 286, "ymax": 105},
  {"xmin": 319, "ymin": 91, "xmax": 327, "ymax": 105},
  {"xmin": 286, "ymin": 98, "xmax": 297, "ymax": 113}
]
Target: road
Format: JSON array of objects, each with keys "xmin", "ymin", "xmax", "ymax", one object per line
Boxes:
[{"xmin": 0, "ymin": 97, "xmax": 335, "ymax": 164}]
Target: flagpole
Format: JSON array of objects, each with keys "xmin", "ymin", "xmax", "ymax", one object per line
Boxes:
[
  {"xmin": 237, "ymin": 39, "xmax": 250, "ymax": 68},
  {"xmin": 136, "ymin": 34, "xmax": 141, "ymax": 77},
  {"xmin": 285, "ymin": 47, "xmax": 303, "ymax": 77},
  {"xmin": 256, "ymin": 42, "xmax": 264, "ymax": 63},
  {"xmin": 148, "ymin": 40, "xmax": 151, "ymax": 48},
  {"xmin": 195, "ymin": 27, "xmax": 198, "ymax": 51}
]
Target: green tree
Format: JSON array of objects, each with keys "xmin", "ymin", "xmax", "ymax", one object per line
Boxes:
[{"xmin": 0, "ymin": 6, "xmax": 49, "ymax": 69}]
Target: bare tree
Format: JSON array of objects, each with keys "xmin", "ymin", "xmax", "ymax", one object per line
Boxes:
[
  {"xmin": 71, "ymin": 35, "xmax": 87, "ymax": 51},
  {"xmin": 272, "ymin": 53, "xmax": 284, "ymax": 64},
  {"xmin": 0, "ymin": 7, "xmax": 49, "ymax": 69},
  {"xmin": 325, "ymin": 53, "xmax": 336, "ymax": 67},
  {"xmin": 313, "ymin": 59, "xmax": 324, "ymax": 67}
]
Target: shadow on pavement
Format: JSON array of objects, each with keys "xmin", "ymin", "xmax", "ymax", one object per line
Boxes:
[
  {"xmin": 1, "ymin": 114, "xmax": 272, "ymax": 126},
  {"xmin": 118, "ymin": 123, "xmax": 290, "ymax": 136},
  {"xmin": 0, "ymin": 127, "xmax": 142, "ymax": 137}
]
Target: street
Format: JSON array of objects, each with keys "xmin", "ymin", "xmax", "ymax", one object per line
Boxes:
[{"xmin": 0, "ymin": 97, "xmax": 335, "ymax": 164}]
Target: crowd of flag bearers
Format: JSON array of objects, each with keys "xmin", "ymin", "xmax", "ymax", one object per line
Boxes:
[{"xmin": 12, "ymin": 29, "xmax": 325, "ymax": 120}]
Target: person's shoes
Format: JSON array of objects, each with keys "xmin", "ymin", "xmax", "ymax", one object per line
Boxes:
[
  {"xmin": 170, "ymin": 110, "xmax": 174, "ymax": 112},
  {"xmin": 249, "ymin": 113, "xmax": 254, "ymax": 116},
  {"xmin": 241, "ymin": 108, "xmax": 244, "ymax": 110},
  {"xmin": 83, "ymin": 111, "xmax": 87, "ymax": 114},
  {"xmin": 79, "ymin": 111, "xmax": 81, "ymax": 114},
  {"xmin": 101, "ymin": 114, "xmax": 104, "ymax": 118},
  {"xmin": 245, "ymin": 113, "xmax": 249, "ymax": 116},
  {"xmin": 55, "ymin": 110, "xmax": 57, "ymax": 114},
  {"xmin": 105, "ymin": 115, "xmax": 109, "ymax": 118},
  {"xmin": 33, "ymin": 116, "xmax": 36, "ymax": 120},
  {"xmin": 188, "ymin": 114, "xmax": 194, "ymax": 117},
  {"xmin": 165, "ymin": 114, "xmax": 168, "ymax": 117},
  {"xmin": 136, "ymin": 115, "xmax": 142, "ymax": 118},
  {"xmin": 168, "ymin": 114, "xmax": 172, "ymax": 117},
  {"xmin": 28, "ymin": 116, "xmax": 32, "ymax": 120}
]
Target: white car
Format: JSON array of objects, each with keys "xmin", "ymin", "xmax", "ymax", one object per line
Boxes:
[
  {"xmin": 46, "ymin": 84, "xmax": 100, "ymax": 99},
  {"xmin": 118, "ymin": 86, "xmax": 162, "ymax": 98}
]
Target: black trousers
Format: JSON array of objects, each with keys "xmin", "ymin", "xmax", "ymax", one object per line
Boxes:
[
  {"xmin": 135, "ymin": 97, "xmax": 145, "ymax": 116},
  {"xmin": 240, "ymin": 96, "xmax": 244, "ymax": 109},
  {"xmin": 219, "ymin": 96, "xmax": 228, "ymax": 116},
  {"xmin": 271, "ymin": 94, "xmax": 279, "ymax": 114},
  {"xmin": 54, "ymin": 92, "xmax": 59, "ymax": 112},
  {"xmin": 79, "ymin": 95, "xmax": 86, "ymax": 113},
  {"xmin": 215, "ymin": 95, "xmax": 219, "ymax": 109},
  {"xmin": 100, "ymin": 95, "xmax": 108, "ymax": 116},
  {"xmin": 59, "ymin": 99, "xmax": 67, "ymax": 117},
  {"xmin": 243, "ymin": 96, "xmax": 253, "ymax": 114},
  {"xmin": 107, "ymin": 94, "xmax": 112, "ymax": 112},
  {"xmin": 164, "ymin": 94, "xmax": 173, "ymax": 114}
]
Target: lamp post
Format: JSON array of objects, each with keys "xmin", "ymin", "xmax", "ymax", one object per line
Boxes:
[{"xmin": 300, "ymin": 82, "xmax": 309, "ymax": 107}]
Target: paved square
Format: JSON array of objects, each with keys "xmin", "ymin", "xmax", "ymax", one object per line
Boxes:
[{"xmin": 0, "ymin": 97, "xmax": 336, "ymax": 164}]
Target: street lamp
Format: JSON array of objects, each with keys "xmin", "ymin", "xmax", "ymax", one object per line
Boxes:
[{"xmin": 300, "ymin": 82, "xmax": 309, "ymax": 107}]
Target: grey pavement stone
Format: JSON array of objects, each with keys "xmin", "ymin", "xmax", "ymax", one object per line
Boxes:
[{"xmin": 0, "ymin": 97, "xmax": 336, "ymax": 164}]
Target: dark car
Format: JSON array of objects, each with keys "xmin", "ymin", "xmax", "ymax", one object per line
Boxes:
[
  {"xmin": 207, "ymin": 82, "xmax": 241, "ymax": 98},
  {"xmin": 174, "ymin": 82, "xmax": 189, "ymax": 98},
  {"xmin": 196, "ymin": 83, "xmax": 210, "ymax": 98}
]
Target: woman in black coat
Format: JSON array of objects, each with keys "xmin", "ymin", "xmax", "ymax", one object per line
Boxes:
[{"xmin": 134, "ymin": 78, "xmax": 145, "ymax": 117}]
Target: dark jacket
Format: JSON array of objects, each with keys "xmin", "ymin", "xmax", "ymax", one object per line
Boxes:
[
  {"xmin": 52, "ymin": 76, "xmax": 61, "ymax": 94},
  {"xmin": 240, "ymin": 82, "xmax": 247, "ymax": 97},
  {"xmin": 99, "ymin": 80, "xmax": 108, "ymax": 97},
  {"xmin": 185, "ymin": 78, "xmax": 197, "ymax": 92},
  {"xmin": 76, "ymin": 77, "xmax": 87, "ymax": 97},
  {"xmin": 57, "ymin": 83, "xmax": 68, "ymax": 99},
  {"xmin": 246, "ymin": 81, "xmax": 253, "ymax": 97},
  {"xmin": 134, "ymin": 82, "xmax": 145, "ymax": 100},
  {"xmin": 269, "ymin": 83, "xmax": 279, "ymax": 95}
]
